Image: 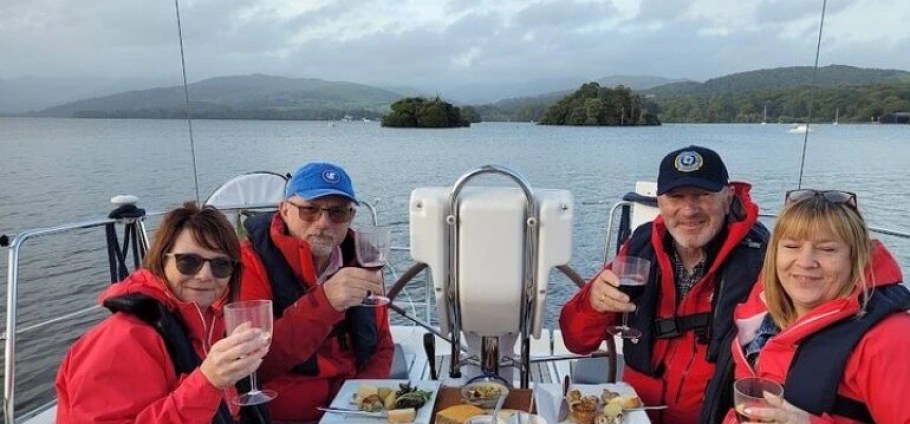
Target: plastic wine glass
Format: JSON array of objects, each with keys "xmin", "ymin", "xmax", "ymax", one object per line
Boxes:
[
  {"xmin": 606, "ymin": 256, "xmax": 651, "ymax": 339},
  {"xmin": 223, "ymin": 299, "xmax": 277, "ymax": 405},
  {"xmin": 355, "ymin": 226, "xmax": 391, "ymax": 306},
  {"xmin": 733, "ymin": 377, "xmax": 784, "ymax": 423}
]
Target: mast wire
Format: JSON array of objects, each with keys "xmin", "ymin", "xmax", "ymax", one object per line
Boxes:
[
  {"xmin": 797, "ymin": 0, "xmax": 828, "ymax": 189},
  {"xmin": 174, "ymin": 0, "xmax": 201, "ymax": 204}
]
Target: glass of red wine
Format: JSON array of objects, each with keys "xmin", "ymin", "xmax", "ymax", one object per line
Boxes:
[
  {"xmin": 355, "ymin": 226, "xmax": 391, "ymax": 306},
  {"xmin": 606, "ymin": 256, "xmax": 651, "ymax": 339}
]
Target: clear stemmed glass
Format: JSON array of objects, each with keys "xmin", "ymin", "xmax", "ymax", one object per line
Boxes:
[
  {"xmin": 355, "ymin": 226, "xmax": 392, "ymax": 306},
  {"xmin": 606, "ymin": 256, "xmax": 651, "ymax": 339},
  {"xmin": 733, "ymin": 377, "xmax": 784, "ymax": 423},
  {"xmin": 223, "ymin": 299, "xmax": 277, "ymax": 405}
]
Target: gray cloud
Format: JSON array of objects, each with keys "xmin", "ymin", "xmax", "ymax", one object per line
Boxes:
[{"xmin": 1, "ymin": 0, "xmax": 908, "ymax": 100}]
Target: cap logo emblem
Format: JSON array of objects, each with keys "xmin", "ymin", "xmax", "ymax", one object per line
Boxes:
[
  {"xmin": 674, "ymin": 151, "xmax": 704, "ymax": 173},
  {"xmin": 321, "ymin": 169, "xmax": 341, "ymax": 184}
]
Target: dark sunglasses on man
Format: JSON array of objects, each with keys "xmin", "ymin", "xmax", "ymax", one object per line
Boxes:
[
  {"xmin": 166, "ymin": 253, "xmax": 237, "ymax": 279},
  {"xmin": 784, "ymin": 189, "xmax": 858, "ymax": 208},
  {"xmin": 286, "ymin": 202, "xmax": 355, "ymax": 224}
]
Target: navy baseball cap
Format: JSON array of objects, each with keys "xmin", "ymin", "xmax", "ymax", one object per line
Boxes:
[
  {"xmin": 285, "ymin": 162, "xmax": 358, "ymax": 203},
  {"xmin": 657, "ymin": 145, "xmax": 729, "ymax": 195}
]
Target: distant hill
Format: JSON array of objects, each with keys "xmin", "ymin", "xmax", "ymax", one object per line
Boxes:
[
  {"xmin": 646, "ymin": 65, "xmax": 910, "ymax": 97},
  {"xmin": 33, "ymin": 74, "xmax": 403, "ymax": 119},
  {"xmin": 648, "ymin": 65, "xmax": 910, "ymax": 124},
  {"xmin": 0, "ymin": 76, "xmax": 171, "ymax": 114},
  {"xmin": 596, "ymin": 75, "xmax": 689, "ymax": 90},
  {"xmin": 473, "ymin": 75, "xmax": 689, "ymax": 121}
]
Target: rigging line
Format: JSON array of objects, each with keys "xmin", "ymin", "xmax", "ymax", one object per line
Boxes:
[
  {"xmin": 797, "ymin": 0, "xmax": 828, "ymax": 189},
  {"xmin": 174, "ymin": 0, "xmax": 201, "ymax": 204}
]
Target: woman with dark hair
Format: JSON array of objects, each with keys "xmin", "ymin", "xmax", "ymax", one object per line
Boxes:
[
  {"xmin": 723, "ymin": 190, "xmax": 910, "ymax": 423},
  {"xmin": 56, "ymin": 202, "xmax": 271, "ymax": 423}
]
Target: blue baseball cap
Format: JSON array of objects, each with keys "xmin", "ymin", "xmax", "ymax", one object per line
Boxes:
[{"xmin": 285, "ymin": 162, "xmax": 358, "ymax": 203}]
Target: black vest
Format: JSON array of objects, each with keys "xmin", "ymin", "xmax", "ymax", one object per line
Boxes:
[
  {"xmin": 103, "ymin": 293, "xmax": 270, "ymax": 424},
  {"xmin": 783, "ymin": 284, "xmax": 910, "ymax": 423},
  {"xmin": 618, "ymin": 222, "xmax": 768, "ymax": 424},
  {"xmin": 244, "ymin": 212, "xmax": 379, "ymax": 375},
  {"xmin": 623, "ymin": 222, "xmax": 768, "ymax": 374}
]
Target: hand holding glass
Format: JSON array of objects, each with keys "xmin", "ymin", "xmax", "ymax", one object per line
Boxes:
[
  {"xmin": 733, "ymin": 377, "xmax": 784, "ymax": 423},
  {"xmin": 606, "ymin": 256, "xmax": 651, "ymax": 339},
  {"xmin": 223, "ymin": 299, "xmax": 276, "ymax": 405},
  {"xmin": 355, "ymin": 226, "xmax": 391, "ymax": 306}
]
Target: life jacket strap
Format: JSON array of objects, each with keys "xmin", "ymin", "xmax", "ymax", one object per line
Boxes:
[{"xmin": 654, "ymin": 312, "xmax": 711, "ymax": 343}]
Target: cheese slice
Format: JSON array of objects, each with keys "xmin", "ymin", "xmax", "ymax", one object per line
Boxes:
[
  {"xmin": 387, "ymin": 408, "xmax": 417, "ymax": 423},
  {"xmin": 435, "ymin": 404, "xmax": 485, "ymax": 424}
]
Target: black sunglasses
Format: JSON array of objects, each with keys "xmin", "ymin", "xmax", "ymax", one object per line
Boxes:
[
  {"xmin": 784, "ymin": 189, "xmax": 858, "ymax": 208},
  {"xmin": 166, "ymin": 253, "xmax": 237, "ymax": 279},
  {"xmin": 286, "ymin": 202, "xmax": 354, "ymax": 224}
]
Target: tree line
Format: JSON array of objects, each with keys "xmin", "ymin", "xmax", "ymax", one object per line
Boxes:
[
  {"xmin": 381, "ymin": 97, "xmax": 480, "ymax": 128},
  {"xmin": 652, "ymin": 83, "xmax": 910, "ymax": 123},
  {"xmin": 537, "ymin": 82, "xmax": 661, "ymax": 126}
]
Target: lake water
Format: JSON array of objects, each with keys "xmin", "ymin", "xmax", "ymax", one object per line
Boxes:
[{"xmin": 1, "ymin": 117, "xmax": 909, "ymax": 414}]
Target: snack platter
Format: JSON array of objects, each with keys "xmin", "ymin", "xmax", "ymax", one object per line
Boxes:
[
  {"xmin": 536, "ymin": 383, "xmax": 650, "ymax": 424},
  {"xmin": 320, "ymin": 379, "xmax": 441, "ymax": 423}
]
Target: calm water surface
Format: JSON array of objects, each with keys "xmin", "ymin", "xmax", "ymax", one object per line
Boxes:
[{"xmin": 1, "ymin": 118, "xmax": 909, "ymax": 413}]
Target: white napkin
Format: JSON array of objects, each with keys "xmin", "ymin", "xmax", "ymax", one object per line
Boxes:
[{"xmin": 532, "ymin": 386, "xmax": 559, "ymax": 424}]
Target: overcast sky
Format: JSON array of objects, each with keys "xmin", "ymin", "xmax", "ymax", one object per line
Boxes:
[{"xmin": 2, "ymin": 0, "xmax": 909, "ymax": 89}]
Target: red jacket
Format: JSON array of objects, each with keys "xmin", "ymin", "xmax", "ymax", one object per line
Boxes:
[
  {"xmin": 55, "ymin": 269, "xmax": 238, "ymax": 424},
  {"xmin": 240, "ymin": 214, "xmax": 393, "ymax": 422},
  {"xmin": 724, "ymin": 241, "xmax": 910, "ymax": 424},
  {"xmin": 560, "ymin": 182, "xmax": 762, "ymax": 424}
]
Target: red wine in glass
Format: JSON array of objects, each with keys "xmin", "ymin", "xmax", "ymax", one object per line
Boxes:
[
  {"xmin": 606, "ymin": 257, "xmax": 651, "ymax": 339},
  {"xmin": 355, "ymin": 227, "xmax": 391, "ymax": 306}
]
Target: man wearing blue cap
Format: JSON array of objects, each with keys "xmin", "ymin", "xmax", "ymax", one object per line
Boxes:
[
  {"xmin": 239, "ymin": 162, "xmax": 392, "ymax": 422},
  {"xmin": 560, "ymin": 146, "xmax": 769, "ymax": 424}
]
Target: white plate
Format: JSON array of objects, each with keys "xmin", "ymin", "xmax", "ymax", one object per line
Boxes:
[
  {"xmin": 534, "ymin": 383, "xmax": 650, "ymax": 424},
  {"xmin": 319, "ymin": 379, "xmax": 442, "ymax": 424}
]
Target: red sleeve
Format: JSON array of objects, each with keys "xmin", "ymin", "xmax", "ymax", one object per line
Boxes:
[
  {"xmin": 55, "ymin": 315, "xmax": 223, "ymax": 424},
  {"xmin": 355, "ymin": 304, "xmax": 394, "ymax": 379},
  {"xmin": 239, "ymin": 243, "xmax": 347, "ymax": 382},
  {"xmin": 842, "ymin": 314, "xmax": 910, "ymax": 424},
  {"xmin": 558, "ymin": 272, "xmax": 617, "ymax": 355},
  {"xmin": 256, "ymin": 284, "xmax": 345, "ymax": 381},
  {"xmin": 239, "ymin": 244, "xmax": 273, "ymax": 301}
]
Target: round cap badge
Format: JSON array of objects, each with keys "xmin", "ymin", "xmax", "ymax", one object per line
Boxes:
[
  {"xmin": 674, "ymin": 150, "xmax": 704, "ymax": 173},
  {"xmin": 322, "ymin": 169, "xmax": 341, "ymax": 184}
]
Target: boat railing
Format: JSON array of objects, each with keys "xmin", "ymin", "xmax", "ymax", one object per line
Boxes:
[{"xmin": 2, "ymin": 214, "xmax": 150, "ymax": 424}]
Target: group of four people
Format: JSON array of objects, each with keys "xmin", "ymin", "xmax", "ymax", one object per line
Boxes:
[{"xmin": 55, "ymin": 147, "xmax": 909, "ymax": 423}]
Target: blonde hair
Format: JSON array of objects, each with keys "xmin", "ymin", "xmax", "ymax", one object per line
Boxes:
[{"xmin": 762, "ymin": 195, "xmax": 872, "ymax": 328}]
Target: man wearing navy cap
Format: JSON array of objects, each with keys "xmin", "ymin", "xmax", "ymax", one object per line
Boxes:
[
  {"xmin": 239, "ymin": 162, "xmax": 392, "ymax": 422},
  {"xmin": 560, "ymin": 146, "xmax": 769, "ymax": 424}
]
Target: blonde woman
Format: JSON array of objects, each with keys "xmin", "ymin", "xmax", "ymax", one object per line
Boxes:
[{"xmin": 723, "ymin": 190, "xmax": 910, "ymax": 424}]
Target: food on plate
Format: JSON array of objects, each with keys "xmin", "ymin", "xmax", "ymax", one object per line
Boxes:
[
  {"xmin": 601, "ymin": 388, "xmax": 620, "ymax": 405},
  {"xmin": 387, "ymin": 408, "xmax": 418, "ymax": 424},
  {"xmin": 464, "ymin": 383, "xmax": 503, "ymax": 400},
  {"xmin": 569, "ymin": 394, "xmax": 598, "ymax": 424},
  {"xmin": 352, "ymin": 382, "xmax": 433, "ymax": 412},
  {"xmin": 461, "ymin": 381, "xmax": 510, "ymax": 408},
  {"xmin": 617, "ymin": 395, "xmax": 642, "ymax": 410},
  {"xmin": 436, "ymin": 404, "xmax": 486, "ymax": 424},
  {"xmin": 566, "ymin": 389, "xmax": 583, "ymax": 405},
  {"xmin": 602, "ymin": 400, "xmax": 623, "ymax": 418},
  {"xmin": 384, "ymin": 391, "xmax": 398, "ymax": 410},
  {"xmin": 361, "ymin": 393, "xmax": 385, "ymax": 412}
]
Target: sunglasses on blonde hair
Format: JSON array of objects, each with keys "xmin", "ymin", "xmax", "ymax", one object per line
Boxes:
[
  {"xmin": 784, "ymin": 189, "xmax": 857, "ymax": 209},
  {"xmin": 166, "ymin": 253, "xmax": 237, "ymax": 278}
]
